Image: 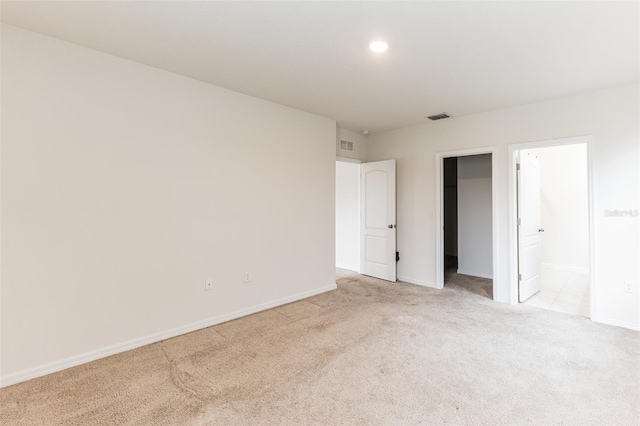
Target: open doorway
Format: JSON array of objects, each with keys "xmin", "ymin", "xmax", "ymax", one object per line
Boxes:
[
  {"xmin": 335, "ymin": 160, "xmax": 361, "ymax": 274},
  {"xmin": 443, "ymin": 157, "xmax": 458, "ymax": 277},
  {"xmin": 515, "ymin": 142, "xmax": 591, "ymax": 317},
  {"xmin": 335, "ymin": 158, "xmax": 398, "ymax": 282},
  {"xmin": 440, "ymin": 153, "xmax": 494, "ymax": 299}
]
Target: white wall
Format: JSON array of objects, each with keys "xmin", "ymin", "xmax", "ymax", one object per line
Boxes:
[
  {"xmin": 0, "ymin": 25, "xmax": 337, "ymax": 383},
  {"xmin": 366, "ymin": 83, "xmax": 639, "ymax": 330},
  {"xmin": 457, "ymin": 154, "xmax": 493, "ymax": 279},
  {"xmin": 336, "ymin": 128, "xmax": 366, "ymax": 162},
  {"xmin": 335, "ymin": 161, "xmax": 360, "ymax": 271},
  {"xmin": 530, "ymin": 144, "xmax": 589, "ymax": 272}
]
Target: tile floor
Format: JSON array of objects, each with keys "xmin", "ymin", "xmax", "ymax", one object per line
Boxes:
[{"xmin": 522, "ymin": 265, "xmax": 590, "ymax": 317}]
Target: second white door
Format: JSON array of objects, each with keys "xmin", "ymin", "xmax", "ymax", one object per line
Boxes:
[{"xmin": 518, "ymin": 151, "xmax": 542, "ymax": 302}]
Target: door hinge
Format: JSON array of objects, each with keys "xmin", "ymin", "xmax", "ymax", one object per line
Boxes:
[
  {"xmin": 518, "ymin": 273, "xmax": 522, "ymax": 281},
  {"xmin": 516, "ymin": 163, "xmax": 521, "ymax": 170},
  {"xmin": 517, "ymin": 218, "xmax": 521, "ymax": 226}
]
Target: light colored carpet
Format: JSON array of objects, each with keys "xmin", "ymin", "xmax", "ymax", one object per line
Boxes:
[{"xmin": 1, "ymin": 270, "xmax": 639, "ymax": 425}]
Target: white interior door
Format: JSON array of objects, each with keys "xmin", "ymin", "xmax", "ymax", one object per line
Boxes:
[
  {"xmin": 361, "ymin": 160, "xmax": 396, "ymax": 282},
  {"xmin": 518, "ymin": 151, "xmax": 542, "ymax": 302}
]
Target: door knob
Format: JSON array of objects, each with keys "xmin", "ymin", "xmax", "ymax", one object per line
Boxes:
[{"xmin": 538, "ymin": 228, "xmax": 545, "ymax": 233}]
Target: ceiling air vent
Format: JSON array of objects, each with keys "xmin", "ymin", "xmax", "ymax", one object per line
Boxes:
[
  {"xmin": 340, "ymin": 139, "xmax": 354, "ymax": 152},
  {"xmin": 427, "ymin": 113, "xmax": 450, "ymax": 121}
]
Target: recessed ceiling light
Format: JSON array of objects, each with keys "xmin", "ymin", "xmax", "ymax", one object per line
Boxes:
[{"xmin": 369, "ymin": 40, "xmax": 389, "ymax": 53}]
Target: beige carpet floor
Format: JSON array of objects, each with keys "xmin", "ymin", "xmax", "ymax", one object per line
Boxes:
[{"xmin": 1, "ymin": 270, "xmax": 639, "ymax": 425}]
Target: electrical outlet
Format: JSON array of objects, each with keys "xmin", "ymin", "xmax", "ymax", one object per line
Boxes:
[
  {"xmin": 624, "ymin": 281, "xmax": 632, "ymax": 293},
  {"xmin": 243, "ymin": 271, "xmax": 251, "ymax": 283},
  {"xmin": 205, "ymin": 278, "xmax": 213, "ymax": 291}
]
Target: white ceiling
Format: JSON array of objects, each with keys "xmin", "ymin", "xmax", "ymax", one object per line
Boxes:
[{"xmin": 2, "ymin": 1, "xmax": 638, "ymax": 133}]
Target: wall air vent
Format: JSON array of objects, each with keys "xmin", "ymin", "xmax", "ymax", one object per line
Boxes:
[
  {"xmin": 427, "ymin": 113, "xmax": 450, "ymax": 121},
  {"xmin": 339, "ymin": 139, "xmax": 354, "ymax": 151}
]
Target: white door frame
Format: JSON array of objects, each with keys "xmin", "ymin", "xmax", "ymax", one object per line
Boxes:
[
  {"xmin": 435, "ymin": 146, "xmax": 498, "ymax": 297},
  {"xmin": 507, "ymin": 135, "xmax": 595, "ymax": 314}
]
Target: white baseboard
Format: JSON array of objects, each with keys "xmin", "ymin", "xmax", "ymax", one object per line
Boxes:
[
  {"xmin": 0, "ymin": 283, "xmax": 337, "ymax": 388},
  {"xmin": 397, "ymin": 275, "xmax": 437, "ymax": 289},
  {"xmin": 591, "ymin": 316, "xmax": 640, "ymax": 332},
  {"xmin": 336, "ymin": 264, "xmax": 359, "ymax": 273},
  {"xmin": 456, "ymin": 269, "xmax": 493, "ymax": 280},
  {"xmin": 541, "ymin": 263, "xmax": 589, "ymax": 274}
]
